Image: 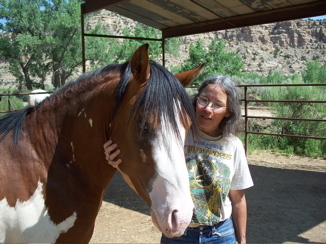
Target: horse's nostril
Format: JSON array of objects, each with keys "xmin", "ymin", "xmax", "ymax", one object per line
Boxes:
[{"xmin": 171, "ymin": 209, "xmax": 178, "ymax": 229}]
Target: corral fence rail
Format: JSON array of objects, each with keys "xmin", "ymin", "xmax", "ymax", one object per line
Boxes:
[
  {"xmin": 1, "ymin": 84, "xmax": 325, "ymax": 154},
  {"xmin": 0, "ymin": 91, "xmax": 52, "ymax": 113},
  {"xmin": 238, "ymin": 83, "xmax": 326, "ymax": 154}
]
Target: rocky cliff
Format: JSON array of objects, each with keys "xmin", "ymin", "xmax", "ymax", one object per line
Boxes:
[{"xmin": 88, "ymin": 11, "xmax": 326, "ymax": 77}]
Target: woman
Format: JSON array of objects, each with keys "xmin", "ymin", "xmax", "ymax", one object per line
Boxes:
[{"xmin": 104, "ymin": 75, "xmax": 253, "ymax": 244}]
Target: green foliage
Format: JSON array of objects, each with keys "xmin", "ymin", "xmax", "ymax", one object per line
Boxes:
[
  {"xmin": 180, "ymin": 39, "xmax": 243, "ymax": 85},
  {"xmin": 0, "ymin": 88, "xmax": 25, "ymax": 112},
  {"xmin": 180, "ymin": 39, "xmax": 206, "ymax": 75},
  {"xmin": 312, "ymin": 55, "xmax": 320, "ymax": 60},
  {"xmin": 321, "ymin": 140, "xmax": 326, "ymax": 156},
  {"xmin": 0, "ymin": 1, "xmax": 324, "ymax": 158},
  {"xmin": 0, "ymin": 96, "xmax": 24, "ymax": 111},
  {"xmin": 273, "ymin": 46, "xmax": 280, "ymax": 58},
  {"xmin": 304, "ymin": 139, "xmax": 320, "ymax": 157},
  {"xmin": 302, "ymin": 61, "xmax": 326, "ymax": 84},
  {"xmin": 248, "ymin": 134, "xmax": 275, "ymax": 151},
  {"xmin": 283, "ymin": 54, "xmax": 291, "ymax": 59},
  {"xmin": 94, "ymin": 24, "xmax": 181, "ymax": 65},
  {"xmin": 0, "ymin": 0, "xmax": 83, "ymax": 89},
  {"xmin": 244, "ymin": 63, "xmax": 325, "ymax": 158},
  {"xmin": 249, "ymin": 133, "xmax": 325, "ymax": 158},
  {"xmin": 0, "ymin": 1, "xmax": 181, "ymax": 89}
]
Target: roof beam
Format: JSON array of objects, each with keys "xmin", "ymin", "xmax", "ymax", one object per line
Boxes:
[
  {"xmin": 83, "ymin": 0, "xmax": 128, "ymax": 15},
  {"xmin": 162, "ymin": 1, "xmax": 326, "ymax": 38}
]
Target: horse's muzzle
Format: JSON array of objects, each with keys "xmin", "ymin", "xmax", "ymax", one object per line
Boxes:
[{"xmin": 150, "ymin": 208, "xmax": 191, "ymax": 238}]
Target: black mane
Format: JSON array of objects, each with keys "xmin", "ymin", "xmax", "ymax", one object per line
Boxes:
[
  {"xmin": 129, "ymin": 60, "xmax": 195, "ymax": 140},
  {"xmin": 0, "ymin": 106, "xmax": 35, "ymax": 147},
  {"xmin": 0, "ymin": 64, "xmax": 123, "ymax": 147},
  {"xmin": 0, "ymin": 60, "xmax": 195, "ymax": 147}
]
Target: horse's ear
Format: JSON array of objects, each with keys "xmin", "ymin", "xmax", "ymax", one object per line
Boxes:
[
  {"xmin": 130, "ymin": 44, "xmax": 150, "ymax": 84},
  {"xmin": 174, "ymin": 64, "xmax": 205, "ymax": 87}
]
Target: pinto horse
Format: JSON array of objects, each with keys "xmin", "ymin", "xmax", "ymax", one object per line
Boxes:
[{"xmin": 0, "ymin": 44, "xmax": 203, "ymax": 243}]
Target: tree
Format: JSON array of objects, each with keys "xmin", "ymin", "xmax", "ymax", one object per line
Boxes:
[
  {"xmin": 256, "ymin": 66, "xmax": 325, "ymax": 157},
  {"xmin": 0, "ymin": 0, "xmax": 83, "ymax": 89},
  {"xmin": 180, "ymin": 39, "xmax": 243, "ymax": 85},
  {"xmin": 0, "ymin": 0, "xmax": 181, "ymax": 89},
  {"xmin": 302, "ymin": 61, "xmax": 326, "ymax": 84},
  {"xmin": 105, "ymin": 23, "xmax": 181, "ymax": 64}
]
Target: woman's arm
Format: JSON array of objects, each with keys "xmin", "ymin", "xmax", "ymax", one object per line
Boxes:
[{"xmin": 229, "ymin": 189, "xmax": 247, "ymax": 244}]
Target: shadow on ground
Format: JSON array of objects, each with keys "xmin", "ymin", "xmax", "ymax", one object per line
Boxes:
[
  {"xmin": 103, "ymin": 165, "xmax": 326, "ymax": 243},
  {"xmin": 103, "ymin": 172, "xmax": 150, "ymax": 216},
  {"xmin": 246, "ymin": 165, "xmax": 326, "ymax": 243}
]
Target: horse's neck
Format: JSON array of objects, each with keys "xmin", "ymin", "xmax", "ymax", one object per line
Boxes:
[{"xmin": 27, "ymin": 87, "xmax": 116, "ymax": 188}]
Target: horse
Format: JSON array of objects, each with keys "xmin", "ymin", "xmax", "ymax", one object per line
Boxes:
[
  {"xmin": 0, "ymin": 44, "xmax": 204, "ymax": 243},
  {"xmin": 28, "ymin": 89, "xmax": 51, "ymax": 106}
]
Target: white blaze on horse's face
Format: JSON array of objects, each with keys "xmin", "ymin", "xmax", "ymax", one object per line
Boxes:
[
  {"xmin": 0, "ymin": 181, "xmax": 77, "ymax": 243},
  {"xmin": 148, "ymin": 102, "xmax": 193, "ymax": 238}
]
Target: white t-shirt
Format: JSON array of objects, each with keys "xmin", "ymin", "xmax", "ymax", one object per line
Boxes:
[{"xmin": 185, "ymin": 130, "xmax": 253, "ymax": 226}]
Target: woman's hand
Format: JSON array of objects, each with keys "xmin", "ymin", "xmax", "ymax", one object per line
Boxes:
[{"xmin": 103, "ymin": 140, "xmax": 122, "ymax": 168}]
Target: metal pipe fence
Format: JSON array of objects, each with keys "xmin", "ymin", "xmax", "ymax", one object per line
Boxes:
[
  {"xmin": 1, "ymin": 84, "xmax": 325, "ymax": 154},
  {"xmin": 0, "ymin": 91, "xmax": 52, "ymax": 113},
  {"xmin": 238, "ymin": 83, "xmax": 326, "ymax": 154}
]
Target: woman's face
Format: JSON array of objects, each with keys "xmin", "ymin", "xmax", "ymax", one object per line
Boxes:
[{"xmin": 196, "ymin": 84, "xmax": 230, "ymax": 137}]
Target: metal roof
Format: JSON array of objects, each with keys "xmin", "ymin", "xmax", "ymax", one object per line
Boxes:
[{"xmin": 82, "ymin": 0, "xmax": 326, "ymax": 39}]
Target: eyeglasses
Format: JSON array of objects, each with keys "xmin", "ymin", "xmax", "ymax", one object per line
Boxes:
[{"xmin": 197, "ymin": 96, "xmax": 227, "ymax": 112}]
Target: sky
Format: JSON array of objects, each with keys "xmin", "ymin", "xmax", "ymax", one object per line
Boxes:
[{"xmin": 304, "ymin": 15, "xmax": 326, "ymax": 20}]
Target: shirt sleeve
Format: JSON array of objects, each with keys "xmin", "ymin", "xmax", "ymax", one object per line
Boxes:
[{"xmin": 230, "ymin": 137, "xmax": 254, "ymax": 190}]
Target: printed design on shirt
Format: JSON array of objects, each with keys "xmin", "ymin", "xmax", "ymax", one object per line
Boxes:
[
  {"xmin": 186, "ymin": 145, "xmax": 231, "ymax": 225},
  {"xmin": 185, "ymin": 144, "xmax": 232, "ymax": 160},
  {"xmin": 194, "ymin": 158, "xmax": 215, "ymax": 187}
]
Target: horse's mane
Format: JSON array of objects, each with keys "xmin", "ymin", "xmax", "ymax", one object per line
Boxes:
[
  {"xmin": 0, "ymin": 106, "xmax": 35, "ymax": 147},
  {"xmin": 47, "ymin": 63, "xmax": 123, "ymax": 109},
  {"xmin": 128, "ymin": 60, "xmax": 196, "ymax": 140},
  {"xmin": 0, "ymin": 63, "xmax": 123, "ymax": 147},
  {"xmin": 0, "ymin": 60, "xmax": 195, "ymax": 147}
]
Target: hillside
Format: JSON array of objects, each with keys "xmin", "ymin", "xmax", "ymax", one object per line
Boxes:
[
  {"xmin": 1, "ymin": 11, "xmax": 325, "ymax": 88},
  {"xmin": 88, "ymin": 10, "xmax": 326, "ymax": 77}
]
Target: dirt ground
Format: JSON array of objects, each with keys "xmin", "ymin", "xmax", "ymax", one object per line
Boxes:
[
  {"xmin": 89, "ymin": 150, "xmax": 326, "ymax": 244},
  {"xmin": 89, "ymin": 103, "xmax": 325, "ymax": 244}
]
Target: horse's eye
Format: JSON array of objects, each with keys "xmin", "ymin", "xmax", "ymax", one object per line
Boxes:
[{"xmin": 139, "ymin": 122, "xmax": 151, "ymax": 136}]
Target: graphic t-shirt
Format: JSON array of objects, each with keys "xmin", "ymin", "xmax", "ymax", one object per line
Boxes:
[{"xmin": 185, "ymin": 131, "xmax": 253, "ymax": 226}]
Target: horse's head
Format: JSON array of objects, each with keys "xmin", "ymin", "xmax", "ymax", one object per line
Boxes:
[{"xmin": 110, "ymin": 44, "xmax": 203, "ymax": 238}]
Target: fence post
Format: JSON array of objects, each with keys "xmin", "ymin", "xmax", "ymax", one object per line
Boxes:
[
  {"xmin": 7, "ymin": 91, "xmax": 11, "ymax": 111},
  {"xmin": 244, "ymin": 86, "xmax": 248, "ymax": 155}
]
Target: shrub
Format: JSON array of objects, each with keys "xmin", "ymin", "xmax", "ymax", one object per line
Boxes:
[
  {"xmin": 243, "ymin": 64, "xmax": 325, "ymax": 158},
  {"xmin": 0, "ymin": 88, "xmax": 25, "ymax": 112}
]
